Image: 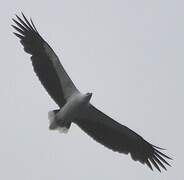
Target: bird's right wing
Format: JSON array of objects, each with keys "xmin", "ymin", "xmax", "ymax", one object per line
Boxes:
[
  {"xmin": 12, "ymin": 13, "xmax": 79, "ymax": 107},
  {"xmin": 75, "ymin": 104, "xmax": 171, "ymax": 172}
]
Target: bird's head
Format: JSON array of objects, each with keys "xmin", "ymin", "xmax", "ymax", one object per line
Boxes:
[{"xmin": 85, "ymin": 92, "xmax": 93, "ymax": 102}]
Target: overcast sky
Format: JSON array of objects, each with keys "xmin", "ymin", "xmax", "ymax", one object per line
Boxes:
[{"xmin": 1, "ymin": 0, "xmax": 183, "ymax": 179}]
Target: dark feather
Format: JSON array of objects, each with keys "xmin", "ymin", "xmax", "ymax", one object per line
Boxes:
[
  {"xmin": 74, "ymin": 104, "xmax": 171, "ymax": 172},
  {"xmin": 153, "ymin": 154, "xmax": 167, "ymax": 170},
  {"xmin": 154, "ymin": 152, "xmax": 171, "ymax": 166},
  {"xmin": 11, "ymin": 25, "xmax": 24, "ymax": 34},
  {"xmin": 12, "ymin": 18, "xmax": 28, "ymax": 32},
  {"xmin": 12, "ymin": 14, "xmax": 66, "ymax": 107},
  {"xmin": 13, "ymin": 32, "xmax": 24, "ymax": 39},
  {"xmin": 145, "ymin": 160, "xmax": 153, "ymax": 170},
  {"xmin": 21, "ymin": 12, "xmax": 35, "ymax": 31},
  {"xmin": 30, "ymin": 18, "xmax": 38, "ymax": 32},
  {"xmin": 149, "ymin": 157, "xmax": 161, "ymax": 172}
]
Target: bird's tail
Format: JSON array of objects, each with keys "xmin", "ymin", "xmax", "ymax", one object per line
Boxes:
[{"xmin": 48, "ymin": 109, "xmax": 71, "ymax": 133}]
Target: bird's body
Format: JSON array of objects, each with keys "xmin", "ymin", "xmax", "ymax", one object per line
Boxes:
[
  {"xmin": 12, "ymin": 13, "xmax": 171, "ymax": 172},
  {"xmin": 49, "ymin": 92, "xmax": 92, "ymax": 131}
]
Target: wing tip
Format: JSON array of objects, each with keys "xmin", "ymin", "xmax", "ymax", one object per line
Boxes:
[
  {"xmin": 12, "ymin": 12, "xmax": 39, "ymax": 35},
  {"xmin": 13, "ymin": 32, "xmax": 24, "ymax": 39},
  {"xmin": 146, "ymin": 144, "xmax": 172, "ymax": 172}
]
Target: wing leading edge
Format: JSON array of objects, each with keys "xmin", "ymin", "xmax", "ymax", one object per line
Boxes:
[
  {"xmin": 74, "ymin": 104, "xmax": 171, "ymax": 172},
  {"xmin": 12, "ymin": 13, "xmax": 79, "ymax": 107}
]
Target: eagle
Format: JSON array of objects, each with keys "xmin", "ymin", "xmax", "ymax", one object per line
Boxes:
[{"xmin": 12, "ymin": 13, "xmax": 171, "ymax": 172}]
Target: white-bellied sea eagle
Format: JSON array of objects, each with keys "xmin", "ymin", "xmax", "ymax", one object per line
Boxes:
[{"xmin": 12, "ymin": 13, "xmax": 171, "ymax": 172}]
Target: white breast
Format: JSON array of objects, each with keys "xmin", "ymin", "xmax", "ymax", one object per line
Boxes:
[
  {"xmin": 48, "ymin": 93, "xmax": 90, "ymax": 133},
  {"xmin": 56, "ymin": 93, "xmax": 88, "ymax": 122}
]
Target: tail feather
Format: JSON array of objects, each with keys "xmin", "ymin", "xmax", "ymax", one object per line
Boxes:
[
  {"xmin": 48, "ymin": 109, "xmax": 71, "ymax": 133},
  {"xmin": 48, "ymin": 109, "xmax": 60, "ymax": 128}
]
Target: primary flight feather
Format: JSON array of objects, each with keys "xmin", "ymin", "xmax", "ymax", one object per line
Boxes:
[{"xmin": 12, "ymin": 13, "xmax": 171, "ymax": 172}]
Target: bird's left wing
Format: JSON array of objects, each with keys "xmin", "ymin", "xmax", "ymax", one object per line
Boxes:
[
  {"xmin": 12, "ymin": 13, "xmax": 79, "ymax": 107},
  {"xmin": 74, "ymin": 104, "xmax": 171, "ymax": 172}
]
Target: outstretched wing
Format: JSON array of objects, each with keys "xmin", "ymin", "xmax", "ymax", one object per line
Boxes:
[
  {"xmin": 75, "ymin": 104, "xmax": 171, "ymax": 172},
  {"xmin": 12, "ymin": 13, "xmax": 79, "ymax": 107}
]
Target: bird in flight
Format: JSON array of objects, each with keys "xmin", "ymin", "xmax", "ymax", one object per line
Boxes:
[{"xmin": 12, "ymin": 13, "xmax": 171, "ymax": 172}]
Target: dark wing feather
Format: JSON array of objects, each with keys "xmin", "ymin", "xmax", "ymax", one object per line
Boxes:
[
  {"xmin": 12, "ymin": 13, "xmax": 79, "ymax": 107},
  {"xmin": 74, "ymin": 104, "xmax": 171, "ymax": 172}
]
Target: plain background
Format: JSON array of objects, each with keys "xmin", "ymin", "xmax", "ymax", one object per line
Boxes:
[{"xmin": 1, "ymin": 0, "xmax": 183, "ymax": 179}]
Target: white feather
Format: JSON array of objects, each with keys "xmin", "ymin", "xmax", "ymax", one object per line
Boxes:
[
  {"xmin": 56, "ymin": 126, "xmax": 69, "ymax": 134},
  {"xmin": 48, "ymin": 111, "xmax": 55, "ymax": 124}
]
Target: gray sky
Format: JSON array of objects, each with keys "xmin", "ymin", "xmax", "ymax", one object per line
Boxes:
[{"xmin": 1, "ymin": 0, "xmax": 183, "ymax": 179}]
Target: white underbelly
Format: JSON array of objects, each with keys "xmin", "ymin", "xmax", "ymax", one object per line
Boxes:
[
  {"xmin": 49, "ymin": 93, "xmax": 89, "ymax": 133},
  {"xmin": 57, "ymin": 93, "xmax": 87, "ymax": 124}
]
